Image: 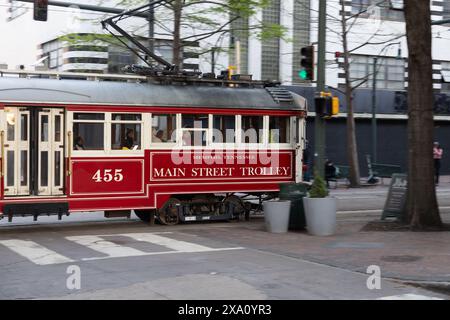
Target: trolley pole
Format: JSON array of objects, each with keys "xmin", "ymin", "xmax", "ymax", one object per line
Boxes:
[
  {"xmin": 314, "ymin": 0, "xmax": 327, "ymax": 179},
  {"xmin": 148, "ymin": 0, "xmax": 155, "ymax": 52}
]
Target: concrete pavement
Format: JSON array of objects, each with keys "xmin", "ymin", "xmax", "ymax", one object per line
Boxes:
[{"xmin": 0, "ymin": 180, "xmax": 449, "ymax": 300}]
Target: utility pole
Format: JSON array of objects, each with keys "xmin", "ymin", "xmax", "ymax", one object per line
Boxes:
[
  {"xmin": 314, "ymin": 0, "xmax": 327, "ymax": 179},
  {"xmin": 372, "ymin": 57, "xmax": 378, "ymax": 163}
]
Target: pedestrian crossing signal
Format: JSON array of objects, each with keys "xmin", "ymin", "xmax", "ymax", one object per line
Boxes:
[
  {"xmin": 315, "ymin": 93, "xmax": 340, "ymax": 119},
  {"xmin": 33, "ymin": 0, "xmax": 48, "ymax": 22}
]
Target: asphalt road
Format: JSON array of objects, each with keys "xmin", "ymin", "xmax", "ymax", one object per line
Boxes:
[
  {"xmin": 0, "ymin": 224, "xmax": 447, "ymax": 300},
  {"xmin": 0, "ymin": 188, "xmax": 448, "ymax": 300}
]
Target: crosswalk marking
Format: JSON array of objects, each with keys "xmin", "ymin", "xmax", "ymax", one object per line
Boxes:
[
  {"xmin": 65, "ymin": 235, "xmax": 149, "ymax": 259},
  {"xmin": 378, "ymin": 294, "xmax": 443, "ymax": 300},
  {"xmin": 123, "ymin": 233, "xmax": 214, "ymax": 253},
  {"xmin": 0, "ymin": 239, "xmax": 74, "ymax": 266},
  {"xmin": 0, "ymin": 233, "xmax": 245, "ymax": 266}
]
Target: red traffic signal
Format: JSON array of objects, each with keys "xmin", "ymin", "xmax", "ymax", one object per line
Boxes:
[{"xmin": 34, "ymin": 0, "xmax": 48, "ymax": 21}]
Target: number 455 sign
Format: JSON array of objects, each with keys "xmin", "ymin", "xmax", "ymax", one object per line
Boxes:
[{"xmin": 92, "ymin": 169, "xmax": 124, "ymax": 183}]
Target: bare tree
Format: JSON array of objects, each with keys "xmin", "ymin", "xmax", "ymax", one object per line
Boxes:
[
  {"xmin": 313, "ymin": 1, "xmax": 401, "ymax": 186},
  {"xmin": 292, "ymin": 0, "xmax": 403, "ymax": 187},
  {"xmin": 110, "ymin": 0, "xmax": 283, "ymax": 69},
  {"xmin": 404, "ymin": 0, "xmax": 443, "ymax": 229}
]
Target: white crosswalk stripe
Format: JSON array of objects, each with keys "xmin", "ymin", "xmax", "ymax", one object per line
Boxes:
[
  {"xmin": 0, "ymin": 239, "xmax": 74, "ymax": 266},
  {"xmin": 122, "ymin": 233, "xmax": 215, "ymax": 253},
  {"xmin": 65, "ymin": 235, "xmax": 149, "ymax": 259},
  {"xmin": 377, "ymin": 294, "xmax": 443, "ymax": 300},
  {"xmin": 0, "ymin": 232, "xmax": 244, "ymax": 265}
]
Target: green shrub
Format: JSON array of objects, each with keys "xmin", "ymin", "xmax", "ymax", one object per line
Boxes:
[{"xmin": 309, "ymin": 172, "xmax": 329, "ymax": 198}]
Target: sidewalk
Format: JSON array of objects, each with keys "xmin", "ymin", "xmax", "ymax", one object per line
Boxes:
[
  {"xmin": 328, "ymin": 175, "xmax": 450, "ymax": 194},
  {"xmin": 180, "ymin": 214, "xmax": 450, "ymax": 285}
]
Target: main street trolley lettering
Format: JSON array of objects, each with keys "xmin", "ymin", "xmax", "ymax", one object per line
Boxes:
[
  {"xmin": 153, "ymin": 166, "xmax": 291, "ymax": 178},
  {"xmin": 0, "ymin": 73, "xmax": 307, "ymax": 225}
]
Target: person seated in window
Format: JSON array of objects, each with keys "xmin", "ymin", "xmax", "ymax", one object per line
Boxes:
[
  {"xmin": 153, "ymin": 130, "xmax": 166, "ymax": 143},
  {"xmin": 122, "ymin": 128, "xmax": 135, "ymax": 150},
  {"xmin": 74, "ymin": 136, "xmax": 85, "ymax": 150},
  {"xmin": 182, "ymin": 131, "xmax": 192, "ymax": 146}
]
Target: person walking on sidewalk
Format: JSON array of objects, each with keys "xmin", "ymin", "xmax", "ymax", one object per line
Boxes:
[{"xmin": 433, "ymin": 142, "xmax": 444, "ymax": 185}]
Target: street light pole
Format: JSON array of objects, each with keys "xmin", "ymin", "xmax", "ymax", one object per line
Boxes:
[
  {"xmin": 314, "ymin": 0, "xmax": 327, "ymax": 179},
  {"xmin": 372, "ymin": 57, "xmax": 378, "ymax": 164}
]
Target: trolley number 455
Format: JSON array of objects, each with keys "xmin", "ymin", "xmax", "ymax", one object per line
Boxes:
[{"xmin": 92, "ymin": 169, "xmax": 124, "ymax": 183}]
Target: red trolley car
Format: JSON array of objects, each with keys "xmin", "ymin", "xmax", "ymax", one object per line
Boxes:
[{"xmin": 0, "ymin": 70, "xmax": 307, "ymax": 225}]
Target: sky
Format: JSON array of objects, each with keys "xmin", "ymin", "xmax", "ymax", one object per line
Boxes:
[{"xmin": 0, "ymin": 0, "xmax": 124, "ymax": 68}]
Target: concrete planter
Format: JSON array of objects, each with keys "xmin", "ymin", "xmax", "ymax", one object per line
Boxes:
[
  {"xmin": 303, "ymin": 197, "xmax": 337, "ymax": 236},
  {"xmin": 263, "ymin": 200, "xmax": 291, "ymax": 233}
]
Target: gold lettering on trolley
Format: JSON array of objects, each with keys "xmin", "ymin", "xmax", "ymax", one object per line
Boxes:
[
  {"xmin": 191, "ymin": 168, "xmax": 235, "ymax": 177},
  {"xmin": 154, "ymin": 168, "xmax": 187, "ymax": 178},
  {"xmin": 153, "ymin": 167, "xmax": 291, "ymax": 178},
  {"xmin": 240, "ymin": 167, "xmax": 290, "ymax": 176}
]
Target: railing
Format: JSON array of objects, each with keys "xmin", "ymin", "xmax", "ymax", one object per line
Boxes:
[{"xmin": 0, "ymin": 69, "xmax": 147, "ymax": 82}]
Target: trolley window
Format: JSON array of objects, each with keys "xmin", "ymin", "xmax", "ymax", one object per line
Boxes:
[
  {"xmin": 111, "ymin": 113, "xmax": 142, "ymax": 150},
  {"xmin": 241, "ymin": 116, "xmax": 264, "ymax": 144},
  {"xmin": 181, "ymin": 114, "xmax": 208, "ymax": 147},
  {"xmin": 73, "ymin": 113, "xmax": 105, "ymax": 151},
  {"xmin": 212, "ymin": 115, "xmax": 236, "ymax": 144},
  {"xmin": 269, "ymin": 116, "xmax": 291, "ymax": 144},
  {"xmin": 152, "ymin": 114, "xmax": 177, "ymax": 143}
]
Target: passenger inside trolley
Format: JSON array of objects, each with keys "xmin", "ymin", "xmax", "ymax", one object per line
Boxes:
[
  {"xmin": 122, "ymin": 128, "xmax": 136, "ymax": 150},
  {"xmin": 74, "ymin": 136, "xmax": 85, "ymax": 150},
  {"xmin": 152, "ymin": 130, "xmax": 166, "ymax": 143}
]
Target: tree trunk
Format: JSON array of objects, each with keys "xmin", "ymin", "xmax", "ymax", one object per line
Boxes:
[
  {"xmin": 341, "ymin": 2, "xmax": 361, "ymax": 187},
  {"xmin": 404, "ymin": 1, "xmax": 442, "ymax": 229},
  {"xmin": 172, "ymin": 0, "xmax": 183, "ymax": 68}
]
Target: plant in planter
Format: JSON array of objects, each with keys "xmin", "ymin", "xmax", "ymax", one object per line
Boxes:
[
  {"xmin": 303, "ymin": 171, "xmax": 337, "ymax": 236},
  {"xmin": 309, "ymin": 174, "xmax": 329, "ymax": 198}
]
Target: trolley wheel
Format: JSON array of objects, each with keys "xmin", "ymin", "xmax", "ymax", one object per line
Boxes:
[
  {"xmin": 134, "ymin": 210, "xmax": 156, "ymax": 224},
  {"xmin": 158, "ymin": 198, "xmax": 181, "ymax": 226},
  {"xmin": 223, "ymin": 195, "xmax": 245, "ymax": 220}
]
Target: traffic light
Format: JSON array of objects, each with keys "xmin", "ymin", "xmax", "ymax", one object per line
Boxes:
[
  {"xmin": 325, "ymin": 96, "xmax": 340, "ymax": 118},
  {"xmin": 299, "ymin": 45, "xmax": 314, "ymax": 81},
  {"xmin": 315, "ymin": 92, "xmax": 340, "ymax": 119},
  {"xmin": 33, "ymin": 0, "xmax": 48, "ymax": 22}
]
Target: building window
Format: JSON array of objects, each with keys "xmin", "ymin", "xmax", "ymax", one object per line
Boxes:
[
  {"xmin": 49, "ymin": 51, "xmax": 58, "ymax": 68},
  {"xmin": 111, "ymin": 114, "xmax": 142, "ymax": 150},
  {"xmin": 66, "ymin": 57, "xmax": 109, "ymax": 64},
  {"xmin": 351, "ymin": 0, "xmax": 404, "ymax": 22},
  {"xmin": 67, "ymin": 45, "xmax": 108, "ymax": 52},
  {"xmin": 261, "ymin": 0, "xmax": 281, "ymax": 81},
  {"xmin": 444, "ymin": 0, "xmax": 450, "ymax": 19},
  {"xmin": 73, "ymin": 113, "xmax": 105, "ymax": 151},
  {"xmin": 152, "ymin": 114, "xmax": 177, "ymax": 143},
  {"xmin": 348, "ymin": 55, "xmax": 405, "ymax": 90},
  {"xmin": 441, "ymin": 62, "xmax": 450, "ymax": 94}
]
